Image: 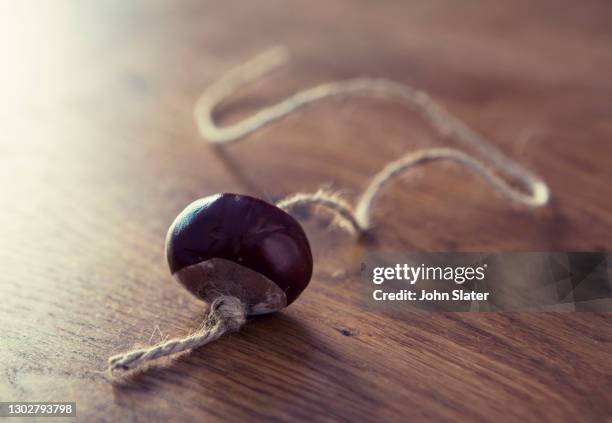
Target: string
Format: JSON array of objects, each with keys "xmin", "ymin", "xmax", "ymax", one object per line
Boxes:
[
  {"xmin": 108, "ymin": 296, "xmax": 245, "ymax": 371},
  {"xmin": 277, "ymin": 148, "xmax": 548, "ymax": 233},
  {"xmin": 195, "ymin": 47, "xmax": 550, "ymax": 232}
]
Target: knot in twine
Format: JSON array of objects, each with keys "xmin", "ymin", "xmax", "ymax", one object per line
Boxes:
[{"xmin": 214, "ymin": 296, "xmax": 247, "ymax": 330}]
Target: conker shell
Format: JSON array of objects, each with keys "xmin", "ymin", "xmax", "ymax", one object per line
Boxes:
[{"xmin": 165, "ymin": 193, "xmax": 313, "ymax": 314}]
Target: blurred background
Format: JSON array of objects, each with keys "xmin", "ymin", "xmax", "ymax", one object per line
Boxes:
[
  {"xmin": 1, "ymin": 0, "xmax": 611, "ymax": 254},
  {"xmin": 1, "ymin": 1, "xmax": 611, "ymax": 421}
]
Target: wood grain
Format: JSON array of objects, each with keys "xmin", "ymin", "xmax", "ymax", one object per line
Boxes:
[{"xmin": 1, "ymin": 0, "xmax": 611, "ymax": 421}]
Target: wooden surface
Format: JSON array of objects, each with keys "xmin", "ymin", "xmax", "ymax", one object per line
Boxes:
[{"xmin": 1, "ymin": 1, "xmax": 611, "ymax": 421}]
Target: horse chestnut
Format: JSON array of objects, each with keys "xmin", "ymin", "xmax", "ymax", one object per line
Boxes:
[{"xmin": 165, "ymin": 193, "xmax": 313, "ymax": 315}]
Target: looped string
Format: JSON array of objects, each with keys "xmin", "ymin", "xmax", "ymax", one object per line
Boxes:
[
  {"xmin": 195, "ymin": 47, "xmax": 550, "ymax": 232},
  {"xmin": 277, "ymin": 148, "xmax": 548, "ymax": 233},
  {"xmin": 108, "ymin": 295, "xmax": 246, "ymax": 372}
]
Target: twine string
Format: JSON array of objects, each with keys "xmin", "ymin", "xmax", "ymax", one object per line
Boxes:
[
  {"xmin": 108, "ymin": 296, "xmax": 245, "ymax": 371},
  {"xmin": 195, "ymin": 47, "xmax": 550, "ymax": 232},
  {"xmin": 277, "ymin": 148, "xmax": 548, "ymax": 233}
]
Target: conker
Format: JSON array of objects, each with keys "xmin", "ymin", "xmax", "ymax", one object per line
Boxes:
[{"xmin": 165, "ymin": 193, "xmax": 313, "ymax": 315}]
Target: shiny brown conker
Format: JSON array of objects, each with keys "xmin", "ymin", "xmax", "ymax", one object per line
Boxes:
[{"xmin": 165, "ymin": 193, "xmax": 313, "ymax": 315}]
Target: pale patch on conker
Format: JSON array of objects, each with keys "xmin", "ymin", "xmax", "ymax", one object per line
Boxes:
[{"xmin": 173, "ymin": 258, "xmax": 288, "ymax": 315}]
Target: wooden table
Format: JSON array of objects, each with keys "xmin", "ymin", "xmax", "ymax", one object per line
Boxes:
[{"xmin": 1, "ymin": 1, "xmax": 611, "ymax": 421}]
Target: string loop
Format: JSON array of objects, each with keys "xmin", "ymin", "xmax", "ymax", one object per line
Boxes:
[{"xmin": 196, "ymin": 47, "xmax": 550, "ymax": 232}]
